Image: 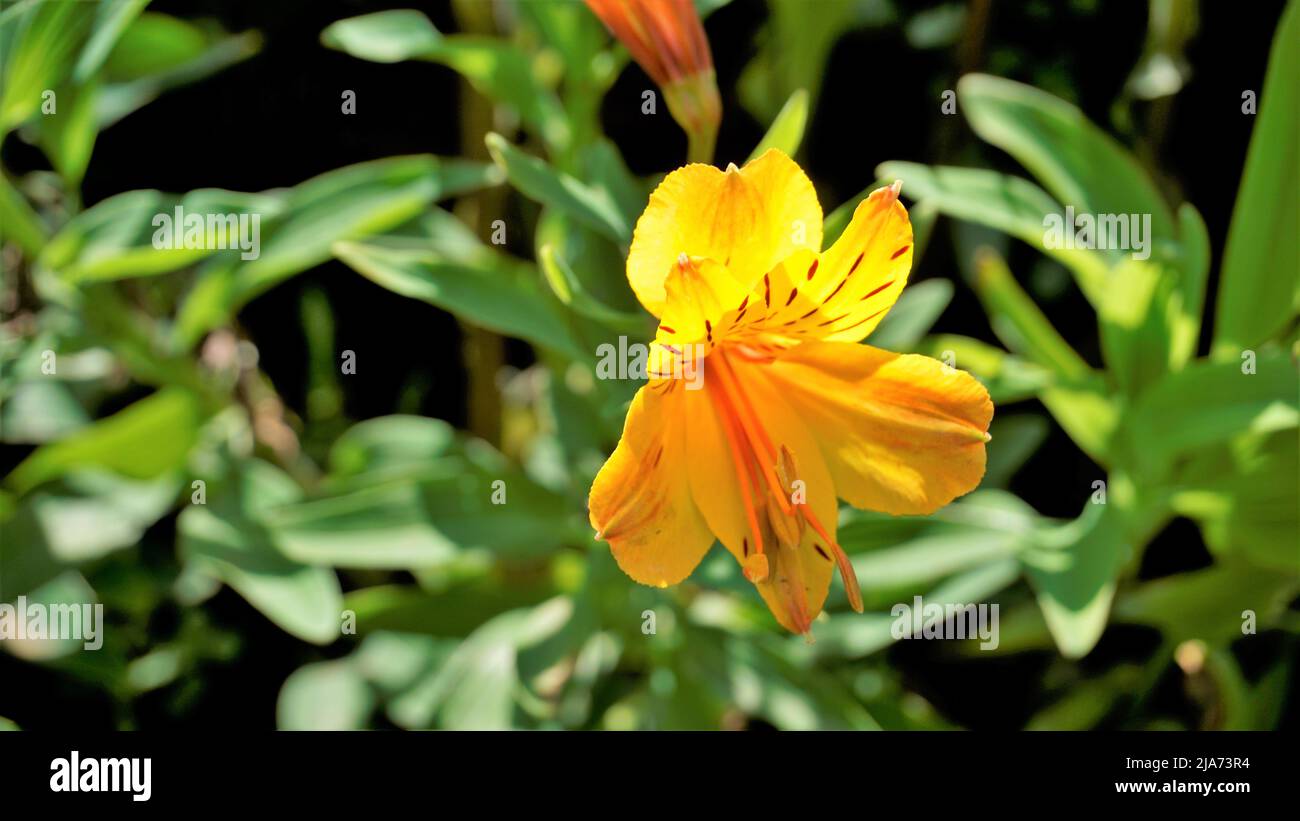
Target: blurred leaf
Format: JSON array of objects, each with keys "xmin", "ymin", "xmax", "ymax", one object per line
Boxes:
[
  {"xmin": 538, "ymin": 244, "xmax": 646, "ymax": 333},
  {"xmin": 486, "ymin": 132, "xmax": 631, "ymax": 244},
  {"xmin": 957, "ymin": 73, "xmax": 1177, "ymax": 246},
  {"xmin": 178, "ymin": 459, "xmax": 342, "ymax": 645},
  {"xmin": 1, "ymin": 380, "xmax": 89, "ymax": 443},
  {"xmin": 738, "ymin": 0, "xmax": 872, "ymax": 124},
  {"xmin": 970, "ymin": 247, "xmax": 1092, "ymax": 382},
  {"xmin": 0, "ymin": 0, "xmax": 95, "ymax": 133},
  {"xmin": 333, "ymin": 228, "xmax": 584, "ymax": 360},
  {"xmin": 1170, "ymin": 203, "xmax": 1210, "ymax": 368},
  {"xmin": 1112, "ymin": 561, "xmax": 1297, "ymax": 645},
  {"xmin": 40, "ymin": 188, "xmax": 284, "ymax": 283},
  {"xmin": 95, "ymin": 15, "xmax": 261, "ymax": 129},
  {"xmin": 1126, "ymin": 351, "xmax": 1299, "ymax": 478},
  {"xmin": 277, "ymin": 660, "xmax": 373, "ymax": 730},
  {"xmin": 1021, "ymin": 504, "xmax": 1130, "ymax": 659},
  {"xmin": 328, "ymin": 414, "xmax": 456, "ymax": 482},
  {"xmin": 36, "ymin": 76, "xmax": 99, "ymax": 185},
  {"xmin": 1025, "ymin": 665, "xmax": 1141, "ymax": 730},
  {"xmin": 27, "ymin": 470, "xmax": 178, "ymax": 563},
  {"xmin": 177, "ymin": 155, "xmax": 500, "ymax": 345},
  {"xmin": 6, "ymin": 387, "xmax": 202, "ymax": 494},
  {"xmin": 811, "ymin": 558, "xmax": 1021, "ymax": 660},
  {"xmin": 1211, "ymin": 1, "xmax": 1299, "ymax": 358},
  {"xmin": 0, "ymin": 167, "xmax": 49, "ymax": 255},
  {"xmin": 269, "ymin": 416, "xmax": 579, "ymax": 569},
  {"xmin": 867, "ymin": 278, "xmax": 953, "ymax": 351},
  {"xmin": 72, "ymin": 0, "xmax": 150, "ymax": 82},
  {"xmin": 747, "ymin": 89, "xmax": 809, "ymax": 163},
  {"xmin": 1173, "ymin": 430, "xmax": 1299, "ymax": 572},
  {"xmin": 875, "ymin": 161, "xmax": 1111, "ymax": 299},
  {"xmin": 579, "ymin": 139, "xmax": 646, "ymax": 227},
  {"xmin": 342, "ymin": 580, "xmax": 559, "ymax": 639},
  {"xmin": 321, "ymin": 10, "xmax": 570, "ymax": 151}
]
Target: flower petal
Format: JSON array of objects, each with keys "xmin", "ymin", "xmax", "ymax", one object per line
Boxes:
[
  {"xmin": 741, "ymin": 357, "xmax": 840, "ymax": 631},
  {"xmin": 766, "ymin": 340, "xmax": 993, "ymax": 515},
  {"xmin": 626, "ymin": 149, "xmax": 821, "ymax": 316},
  {"xmin": 808, "ymin": 183, "xmax": 913, "ymax": 342},
  {"xmin": 588, "ymin": 383, "xmax": 715, "ymax": 586}
]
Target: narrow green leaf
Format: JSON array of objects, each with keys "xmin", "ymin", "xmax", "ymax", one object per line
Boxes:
[
  {"xmin": 1021, "ymin": 504, "xmax": 1130, "ymax": 659},
  {"xmin": 1212, "ymin": 0, "xmax": 1300, "ymax": 357},
  {"xmin": 1126, "ymin": 351, "xmax": 1299, "ymax": 477},
  {"xmin": 957, "ymin": 73, "xmax": 1177, "ymax": 246},
  {"xmin": 747, "ymin": 89, "xmax": 809, "ymax": 163},
  {"xmin": 6, "ymin": 388, "xmax": 202, "ymax": 494},
  {"xmin": 486, "ymin": 132, "xmax": 631, "ymax": 244}
]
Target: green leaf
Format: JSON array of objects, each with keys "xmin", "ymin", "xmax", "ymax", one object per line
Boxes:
[
  {"xmin": 538, "ymin": 244, "xmax": 647, "ymax": 333},
  {"xmin": 957, "ymin": 73, "xmax": 1177, "ymax": 247},
  {"xmin": 175, "ymin": 156, "xmax": 499, "ymax": 345},
  {"xmin": 322, "ymin": 10, "xmax": 570, "ymax": 151},
  {"xmin": 277, "ymin": 660, "xmax": 373, "ymax": 730},
  {"xmin": 178, "ymin": 459, "xmax": 342, "ymax": 645},
  {"xmin": 26, "ymin": 470, "xmax": 179, "ymax": 563},
  {"xmin": 265, "ymin": 445, "xmax": 576, "ymax": 569},
  {"xmin": 5, "ymin": 388, "xmax": 202, "ymax": 494},
  {"xmin": 874, "ymin": 161, "xmax": 1111, "ymax": 300},
  {"xmin": 486, "ymin": 132, "xmax": 631, "ymax": 244},
  {"xmin": 969, "ymin": 247, "xmax": 1092, "ymax": 382},
  {"xmin": 1126, "ymin": 351, "xmax": 1299, "ymax": 478},
  {"xmin": 95, "ymin": 15, "xmax": 261, "ymax": 129},
  {"xmin": 72, "ymin": 0, "xmax": 150, "ymax": 82},
  {"xmin": 1112, "ymin": 561, "xmax": 1298, "ymax": 645},
  {"xmin": 0, "ymin": 0, "xmax": 95, "ymax": 133},
  {"xmin": 747, "ymin": 89, "xmax": 809, "ymax": 163},
  {"xmin": 328, "ymin": 414, "xmax": 457, "ymax": 482},
  {"xmin": 1173, "ymin": 431, "xmax": 1299, "ymax": 572},
  {"xmin": 0, "ymin": 167, "xmax": 49, "ymax": 256},
  {"xmin": 1212, "ymin": 0, "xmax": 1300, "ymax": 358},
  {"xmin": 332, "ymin": 226, "xmax": 584, "ymax": 360},
  {"xmin": 40, "ymin": 188, "xmax": 284, "ymax": 283},
  {"xmin": 1021, "ymin": 504, "xmax": 1130, "ymax": 659}
]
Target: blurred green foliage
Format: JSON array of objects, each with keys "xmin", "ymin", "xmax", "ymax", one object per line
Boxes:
[{"xmin": 1, "ymin": 0, "xmax": 1296, "ymax": 731}]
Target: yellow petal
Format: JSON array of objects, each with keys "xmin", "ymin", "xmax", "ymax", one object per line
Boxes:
[
  {"xmin": 588, "ymin": 382, "xmax": 714, "ymax": 586},
  {"xmin": 713, "ymin": 184, "xmax": 912, "ymax": 345},
  {"xmin": 626, "ymin": 149, "xmax": 822, "ymax": 316},
  {"xmin": 812, "ymin": 183, "xmax": 913, "ymax": 342},
  {"xmin": 767, "ymin": 340, "xmax": 992, "ymax": 515}
]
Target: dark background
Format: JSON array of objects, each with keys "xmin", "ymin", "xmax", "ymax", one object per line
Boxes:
[{"xmin": 2, "ymin": 0, "xmax": 1290, "ymax": 729}]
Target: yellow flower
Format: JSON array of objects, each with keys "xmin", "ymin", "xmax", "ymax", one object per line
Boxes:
[{"xmin": 589, "ymin": 150, "xmax": 993, "ymax": 635}]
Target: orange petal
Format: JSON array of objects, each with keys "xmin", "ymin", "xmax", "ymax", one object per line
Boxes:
[
  {"xmin": 588, "ymin": 383, "xmax": 714, "ymax": 586},
  {"xmin": 766, "ymin": 340, "xmax": 992, "ymax": 515}
]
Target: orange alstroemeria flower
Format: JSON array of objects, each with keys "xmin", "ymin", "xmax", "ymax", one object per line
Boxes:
[{"xmin": 589, "ymin": 150, "xmax": 994, "ymax": 635}]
